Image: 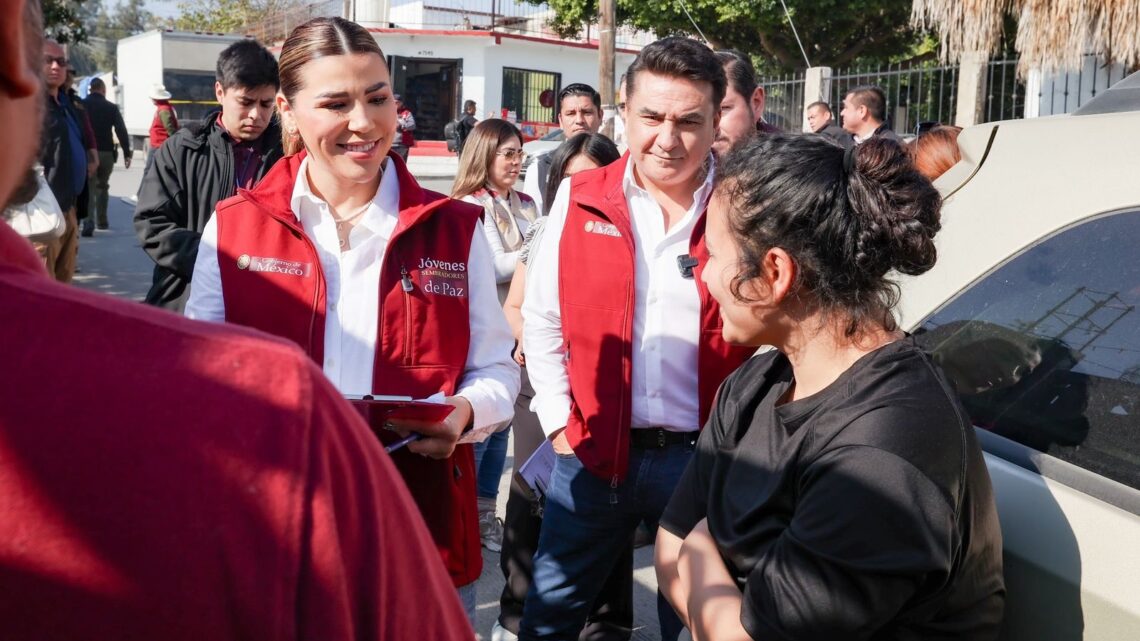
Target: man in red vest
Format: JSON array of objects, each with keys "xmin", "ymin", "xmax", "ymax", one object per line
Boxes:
[
  {"xmin": 519, "ymin": 37, "xmax": 755, "ymax": 640},
  {"xmin": 0, "ymin": 4, "xmax": 472, "ymax": 637}
]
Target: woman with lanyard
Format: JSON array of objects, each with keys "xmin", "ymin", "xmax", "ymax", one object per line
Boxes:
[
  {"xmin": 450, "ymin": 118, "xmax": 538, "ymax": 552},
  {"xmin": 655, "ymin": 135, "xmax": 1004, "ymax": 639},
  {"xmin": 184, "ymin": 17, "xmax": 519, "ymax": 622}
]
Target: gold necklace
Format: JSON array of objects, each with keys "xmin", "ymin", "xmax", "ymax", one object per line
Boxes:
[{"xmin": 332, "ymin": 201, "xmax": 371, "ymax": 249}]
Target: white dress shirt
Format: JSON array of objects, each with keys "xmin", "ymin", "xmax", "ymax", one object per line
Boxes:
[
  {"xmin": 523, "ymin": 155, "xmax": 716, "ymax": 437},
  {"xmin": 186, "ymin": 156, "xmax": 519, "ymax": 434}
]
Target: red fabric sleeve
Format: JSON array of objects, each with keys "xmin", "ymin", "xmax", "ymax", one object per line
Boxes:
[{"xmin": 295, "ymin": 365, "xmax": 474, "ymax": 641}]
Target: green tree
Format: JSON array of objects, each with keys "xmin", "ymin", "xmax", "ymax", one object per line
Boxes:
[
  {"xmin": 43, "ymin": 0, "xmax": 90, "ymax": 44},
  {"xmin": 174, "ymin": 0, "xmax": 303, "ymax": 39},
  {"xmin": 530, "ymin": 0, "xmax": 921, "ymax": 71}
]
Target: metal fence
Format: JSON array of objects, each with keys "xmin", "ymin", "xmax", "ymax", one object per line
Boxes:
[
  {"xmin": 982, "ymin": 59, "xmax": 1024, "ymax": 123},
  {"xmin": 828, "ymin": 62, "xmax": 959, "ymax": 136},
  {"xmin": 1035, "ymin": 60, "xmax": 1133, "ymax": 116},
  {"xmin": 762, "ymin": 74, "xmax": 806, "ymax": 132}
]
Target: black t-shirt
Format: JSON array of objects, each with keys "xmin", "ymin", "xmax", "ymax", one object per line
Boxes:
[{"xmin": 662, "ymin": 339, "xmax": 1004, "ymax": 640}]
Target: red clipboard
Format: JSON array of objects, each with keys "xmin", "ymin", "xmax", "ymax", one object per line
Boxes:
[{"xmin": 345, "ymin": 395, "xmax": 456, "ymax": 425}]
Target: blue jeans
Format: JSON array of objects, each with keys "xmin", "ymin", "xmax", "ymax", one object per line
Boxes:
[
  {"xmin": 474, "ymin": 427, "xmax": 511, "ymax": 499},
  {"xmin": 518, "ymin": 443, "xmax": 693, "ymax": 641}
]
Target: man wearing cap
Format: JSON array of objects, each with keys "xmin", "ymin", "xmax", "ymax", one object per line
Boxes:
[
  {"xmin": 392, "ymin": 94, "xmax": 416, "ymax": 162},
  {"xmin": 134, "ymin": 40, "xmax": 283, "ymax": 312}
]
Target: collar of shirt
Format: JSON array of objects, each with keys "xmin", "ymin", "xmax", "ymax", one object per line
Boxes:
[
  {"xmin": 621, "ymin": 151, "xmax": 717, "ymax": 238},
  {"xmin": 290, "ymin": 155, "xmax": 399, "ymax": 240}
]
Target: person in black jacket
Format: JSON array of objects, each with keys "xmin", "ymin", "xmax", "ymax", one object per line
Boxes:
[
  {"xmin": 84, "ymin": 77, "xmax": 131, "ymax": 231},
  {"xmin": 805, "ymin": 101, "xmax": 854, "ymax": 149},
  {"xmin": 134, "ymin": 39, "xmax": 283, "ymax": 311}
]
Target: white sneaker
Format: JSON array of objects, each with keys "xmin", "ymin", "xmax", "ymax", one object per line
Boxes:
[{"xmin": 491, "ymin": 621, "xmax": 518, "ymax": 641}]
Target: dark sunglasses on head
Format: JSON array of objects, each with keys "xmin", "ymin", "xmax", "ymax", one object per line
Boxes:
[{"xmin": 915, "ymin": 121, "xmax": 941, "ymax": 137}]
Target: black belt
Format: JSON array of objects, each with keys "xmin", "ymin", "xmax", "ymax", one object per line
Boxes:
[{"xmin": 629, "ymin": 428, "xmax": 698, "ymax": 449}]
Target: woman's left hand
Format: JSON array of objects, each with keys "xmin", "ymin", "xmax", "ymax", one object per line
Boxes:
[{"xmin": 390, "ymin": 396, "xmax": 474, "ymax": 459}]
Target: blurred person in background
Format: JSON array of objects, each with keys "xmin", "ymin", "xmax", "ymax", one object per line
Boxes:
[
  {"xmin": 83, "ymin": 77, "xmax": 131, "ymax": 231},
  {"xmin": 910, "ymin": 124, "xmax": 963, "ymax": 181},
  {"xmin": 452, "ymin": 117, "xmax": 538, "ymax": 553}
]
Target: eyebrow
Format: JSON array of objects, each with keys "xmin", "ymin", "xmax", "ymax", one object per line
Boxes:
[
  {"xmin": 314, "ymin": 81, "xmax": 388, "ymax": 100},
  {"xmin": 637, "ymin": 107, "xmax": 705, "ymax": 121}
]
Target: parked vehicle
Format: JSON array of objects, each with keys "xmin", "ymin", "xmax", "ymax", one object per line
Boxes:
[
  {"xmin": 898, "ymin": 72, "xmax": 1140, "ymax": 640},
  {"xmin": 117, "ymin": 30, "xmax": 248, "ymax": 153},
  {"xmin": 520, "ymin": 127, "xmax": 564, "ymax": 178}
]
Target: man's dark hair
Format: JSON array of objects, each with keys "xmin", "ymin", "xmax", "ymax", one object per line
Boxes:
[
  {"xmin": 807, "ymin": 100, "xmax": 831, "ymax": 115},
  {"xmin": 556, "ymin": 83, "xmax": 601, "ymax": 111},
  {"xmin": 89, "ymin": 77, "xmax": 106, "ymax": 93},
  {"xmin": 846, "ymin": 85, "xmax": 887, "ymax": 123},
  {"xmin": 216, "ymin": 39, "xmax": 279, "ymax": 90},
  {"xmin": 714, "ymin": 50, "xmax": 757, "ymax": 102},
  {"xmin": 627, "ymin": 36, "xmax": 726, "ymax": 109},
  {"xmin": 558, "ymin": 83, "xmax": 601, "ymax": 111}
]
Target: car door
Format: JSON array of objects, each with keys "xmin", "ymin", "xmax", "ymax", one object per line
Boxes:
[{"xmin": 911, "ymin": 209, "xmax": 1140, "ymax": 640}]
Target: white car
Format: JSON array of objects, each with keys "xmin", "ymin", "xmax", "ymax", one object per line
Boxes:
[
  {"xmin": 520, "ymin": 128, "xmax": 564, "ymax": 179},
  {"xmin": 898, "ymin": 72, "xmax": 1140, "ymax": 639}
]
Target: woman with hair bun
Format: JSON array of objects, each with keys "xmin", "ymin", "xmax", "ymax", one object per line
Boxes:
[{"xmin": 655, "ymin": 135, "xmax": 1005, "ymax": 640}]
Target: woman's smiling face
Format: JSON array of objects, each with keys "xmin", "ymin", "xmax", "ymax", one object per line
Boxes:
[{"xmin": 278, "ymin": 52, "xmax": 396, "ymax": 188}]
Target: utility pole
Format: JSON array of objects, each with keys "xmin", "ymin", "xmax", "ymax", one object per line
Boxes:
[
  {"xmin": 598, "ymin": 0, "xmax": 615, "ymax": 139},
  {"xmin": 343, "ymin": 0, "xmax": 352, "ymax": 21}
]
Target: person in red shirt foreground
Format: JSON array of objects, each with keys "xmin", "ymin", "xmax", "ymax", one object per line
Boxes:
[
  {"xmin": 185, "ymin": 17, "xmax": 519, "ymax": 621},
  {"xmin": 0, "ymin": 2, "xmax": 473, "ymax": 639}
]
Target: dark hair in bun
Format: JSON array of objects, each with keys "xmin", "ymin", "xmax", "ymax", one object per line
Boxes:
[{"xmin": 715, "ymin": 134, "xmax": 941, "ymax": 336}]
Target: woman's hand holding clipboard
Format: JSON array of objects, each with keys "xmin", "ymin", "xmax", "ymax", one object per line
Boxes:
[{"xmin": 346, "ymin": 393, "xmax": 473, "ymax": 459}]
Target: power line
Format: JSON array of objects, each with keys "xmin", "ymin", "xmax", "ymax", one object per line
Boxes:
[
  {"xmin": 675, "ymin": 0, "xmax": 708, "ymax": 45},
  {"xmin": 778, "ymin": 0, "xmax": 811, "ymax": 68}
]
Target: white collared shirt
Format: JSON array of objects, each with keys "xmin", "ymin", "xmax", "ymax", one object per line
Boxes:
[
  {"xmin": 523, "ymin": 155, "xmax": 716, "ymax": 437},
  {"xmin": 186, "ymin": 156, "xmax": 519, "ymax": 433}
]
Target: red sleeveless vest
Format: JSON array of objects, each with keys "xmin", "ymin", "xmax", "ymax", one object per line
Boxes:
[
  {"xmin": 212, "ymin": 150, "xmax": 484, "ymax": 586},
  {"xmin": 559, "ymin": 155, "xmax": 754, "ymax": 483}
]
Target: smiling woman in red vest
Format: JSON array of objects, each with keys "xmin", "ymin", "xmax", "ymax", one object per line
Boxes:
[{"xmin": 184, "ymin": 17, "xmax": 520, "ymax": 620}]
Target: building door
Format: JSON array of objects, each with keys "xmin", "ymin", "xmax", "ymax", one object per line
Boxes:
[{"xmin": 389, "ymin": 56, "xmax": 462, "ymax": 141}]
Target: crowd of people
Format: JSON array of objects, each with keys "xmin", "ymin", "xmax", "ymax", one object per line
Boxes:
[{"xmin": 2, "ymin": 4, "xmax": 1003, "ymax": 640}]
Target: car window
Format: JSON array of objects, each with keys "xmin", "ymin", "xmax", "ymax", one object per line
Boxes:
[{"xmin": 914, "ymin": 210, "xmax": 1140, "ymax": 490}]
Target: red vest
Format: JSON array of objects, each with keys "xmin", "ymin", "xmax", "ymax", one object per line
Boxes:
[
  {"xmin": 559, "ymin": 155, "xmax": 754, "ymax": 482},
  {"xmin": 212, "ymin": 150, "xmax": 485, "ymax": 586},
  {"xmin": 149, "ymin": 102, "xmax": 178, "ymax": 148}
]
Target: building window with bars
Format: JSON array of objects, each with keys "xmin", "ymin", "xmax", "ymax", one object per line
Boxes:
[{"xmin": 502, "ymin": 67, "xmax": 561, "ymax": 123}]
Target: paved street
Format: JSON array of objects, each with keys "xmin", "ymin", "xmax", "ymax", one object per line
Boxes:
[{"xmin": 77, "ymin": 158, "xmax": 667, "ymax": 641}]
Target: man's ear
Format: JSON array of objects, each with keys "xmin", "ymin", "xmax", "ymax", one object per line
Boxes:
[
  {"xmin": 0, "ymin": 0, "xmax": 41, "ymax": 99},
  {"xmin": 215, "ymin": 81, "xmax": 226, "ymax": 104},
  {"xmin": 749, "ymin": 86, "xmax": 766, "ymax": 123}
]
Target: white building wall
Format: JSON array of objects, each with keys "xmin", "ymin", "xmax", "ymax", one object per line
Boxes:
[
  {"xmin": 373, "ymin": 31, "xmax": 636, "ymax": 123},
  {"xmin": 1029, "ymin": 55, "xmax": 1130, "ymax": 117}
]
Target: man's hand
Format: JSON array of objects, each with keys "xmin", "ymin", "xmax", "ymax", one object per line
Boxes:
[
  {"xmin": 124, "ymin": 155, "xmax": 132, "ymax": 169},
  {"xmin": 550, "ymin": 428, "xmax": 573, "ymax": 455},
  {"xmin": 389, "ymin": 396, "xmax": 473, "ymax": 459},
  {"xmin": 87, "ymin": 151, "xmax": 99, "ymax": 177}
]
